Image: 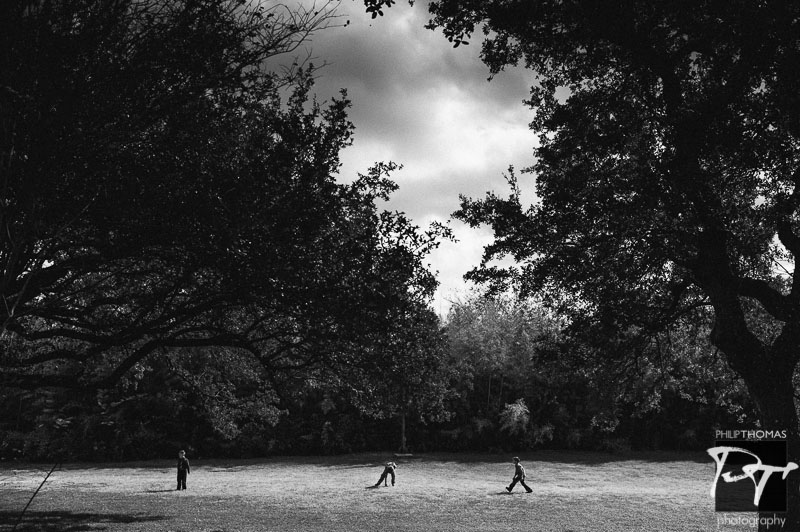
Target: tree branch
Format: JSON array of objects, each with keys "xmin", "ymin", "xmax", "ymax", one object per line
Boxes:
[{"xmin": 736, "ymin": 277, "xmax": 793, "ymax": 322}]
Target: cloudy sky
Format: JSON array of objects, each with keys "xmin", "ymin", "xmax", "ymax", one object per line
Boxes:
[{"xmin": 298, "ymin": 1, "xmax": 539, "ymax": 316}]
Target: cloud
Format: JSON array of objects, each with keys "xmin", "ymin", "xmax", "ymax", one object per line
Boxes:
[{"xmin": 302, "ymin": 1, "xmax": 538, "ymax": 315}]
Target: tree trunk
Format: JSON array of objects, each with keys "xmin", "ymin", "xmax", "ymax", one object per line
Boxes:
[
  {"xmin": 399, "ymin": 410, "xmax": 407, "ymax": 453},
  {"xmin": 399, "ymin": 386, "xmax": 408, "ymax": 453},
  {"xmin": 700, "ymin": 264, "xmax": 800, "ymax": 531},
  {"xmin": 725, "ymin": 345, "xmax": 800, "ymax": 532}
]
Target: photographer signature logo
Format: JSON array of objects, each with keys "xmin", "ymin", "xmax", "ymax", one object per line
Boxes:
[
  {"xmin": 708, "ymin": 431, "xmax": 796, "ymax": 513},
  {"xmin": 708, "ymin": 446, "xmax": 798, "ymax": 507}
]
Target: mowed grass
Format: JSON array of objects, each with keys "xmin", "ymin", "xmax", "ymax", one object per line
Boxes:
[{"xmin": 0, "ymin": 451, "xmax": 752, "ymax": 532}]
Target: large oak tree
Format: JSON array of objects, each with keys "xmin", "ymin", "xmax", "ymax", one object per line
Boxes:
[
  {"xmin": 364, "ymin": 0, "xmax": 800, "ymax": 525},
  {"xmin": 0, "ymin": 0, "xmax": 445, "ymax": 399}
]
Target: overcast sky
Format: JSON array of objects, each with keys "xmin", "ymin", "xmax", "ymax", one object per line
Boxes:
[{"xmin": 299, "ymin": 1, "xmax": 538, "ymax": 316}]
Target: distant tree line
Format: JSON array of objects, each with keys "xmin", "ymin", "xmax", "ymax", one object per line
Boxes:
[{"xmin": 0, "ymin": 290, "xmax": 755, "ymax": 461}]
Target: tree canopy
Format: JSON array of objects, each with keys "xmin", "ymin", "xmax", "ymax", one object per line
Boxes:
[
  {"xmin": 0, "ymin": 0, "xmax": 446, "ymax": 393},
  {"xmin": 383, "ymin": 2, "xmax": 799, "ymax": 412}
]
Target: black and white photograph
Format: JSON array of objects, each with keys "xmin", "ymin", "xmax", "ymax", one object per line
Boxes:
[{"xmin": 2, "ymin": 1, "xmax": 800, "ymax": 531}]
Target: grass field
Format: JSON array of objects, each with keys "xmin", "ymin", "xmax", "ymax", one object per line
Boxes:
[{"xmin": 0, "ymin": 451, "xmax": 759, "ymax": 531}]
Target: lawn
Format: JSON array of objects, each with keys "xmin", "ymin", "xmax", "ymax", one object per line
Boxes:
[{"xmin": 0, "ymin": 451, "xmax": 756, "ymax": 531}]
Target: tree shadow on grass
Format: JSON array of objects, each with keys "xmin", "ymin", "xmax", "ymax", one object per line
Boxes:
[{"xmin": 0, "ymin": 510, "xmax": 167, "ymax": 531}]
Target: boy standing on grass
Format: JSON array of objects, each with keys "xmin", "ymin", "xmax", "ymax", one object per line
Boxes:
[
  {"xmin": 374, "ymin": 461, "xmax": 397, "ymax": 487},
  {"xmin": 177, "ymin": 450, "xmax": 190, "ymax": 490},
  {"xmin": 506, "ymin": 457, "xmax": 532, "ymax": 493}
]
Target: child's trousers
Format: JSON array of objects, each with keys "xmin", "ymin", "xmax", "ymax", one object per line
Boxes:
[{"xmin": 375, "ymin": 467, "xmax": 395, "ymax": 486}]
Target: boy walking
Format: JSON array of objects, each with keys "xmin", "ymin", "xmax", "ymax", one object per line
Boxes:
[
  {"xmin": 506, "ymin": 457, "xmax": 532, "ymax": 493},
  {"xmin": 374, "ymin": 461, "xmax": 397, "ymax": 487},
  {"xmin": 177, "ymin": 450, "xmax": 190, "ymax": 490}
]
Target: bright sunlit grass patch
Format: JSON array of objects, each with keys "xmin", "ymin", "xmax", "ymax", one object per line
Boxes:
[{"xmin": 0, "ymin": 451, "xmax": 751, "ymax": 531}]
